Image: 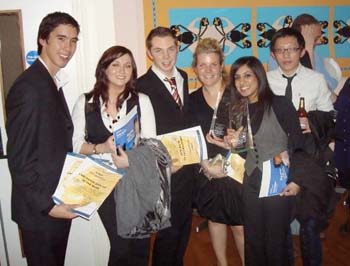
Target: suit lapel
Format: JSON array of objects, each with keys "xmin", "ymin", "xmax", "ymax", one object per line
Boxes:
[
  {"xmin": 178, "ymin": 68, "xmax": 189, "ymax": 111},
  {"xmin": 57, "ymin": 87, "xmax": 72, "ymax": 121},
  {"xmin": 35, "ymin": 60, "xmax": 73, "ymax": 131}
]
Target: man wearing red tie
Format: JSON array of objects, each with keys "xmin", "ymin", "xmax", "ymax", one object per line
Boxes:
[{"xmin": 137, "ymin": 26, "xmax": 192, "ymax": 266}]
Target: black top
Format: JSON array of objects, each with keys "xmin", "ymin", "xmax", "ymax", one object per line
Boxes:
[
  {"xmin": 188, "ymin": 87, "xmax": 231, "ymax": 158},
  {"xmin": 189, "ymin": 87, "xmax": 243, "ymax": 226}
]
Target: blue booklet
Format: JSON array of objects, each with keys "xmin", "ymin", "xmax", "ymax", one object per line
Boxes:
[
  {"xmin": 113, "ymin": 106, "xmax": 139, "ymax": 151},
  {"xmin": 259, "ymin": 159, "xmax": 289, "ymax": 197}
]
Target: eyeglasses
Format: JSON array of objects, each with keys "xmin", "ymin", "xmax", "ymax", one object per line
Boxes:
[{"xmin": 273, "ymin": 47, "xmax": 301, "ymax": 55}]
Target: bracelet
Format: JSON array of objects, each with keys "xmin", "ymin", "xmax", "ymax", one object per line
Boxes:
[{"xmin": 92, "ymin": 144, "xmax": 98, "ymax": 154}]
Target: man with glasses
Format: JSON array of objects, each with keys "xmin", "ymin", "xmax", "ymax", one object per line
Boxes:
[
  {"xmin": 267, "ymin": 27, "xmax": 332, "ymax": 121},
  {"xmin": 267, "ymin": 27, "xmax": 333, "ymax": 266},
  {"xmin": 268, "ymin": 13, "xmax": 338, "ymax": 91}
]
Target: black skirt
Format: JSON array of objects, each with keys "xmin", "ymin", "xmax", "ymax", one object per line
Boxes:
[{"xmin": 194, "ymin": 174, "xmax": 243, "ymax": 226}]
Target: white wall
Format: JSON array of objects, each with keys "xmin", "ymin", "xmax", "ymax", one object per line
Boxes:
[
  {"xmin": 114, "ymin": 0, "xmax": 147, "ymax": 75},
  {"xmin": 0, "ymin": 0, "xmax": 146, "ymax": 265}
]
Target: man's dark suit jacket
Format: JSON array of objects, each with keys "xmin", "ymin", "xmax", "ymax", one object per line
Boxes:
[
  {"xmin": 6, "ymin": 59, "xmax": 73, "ymax": 232},
  {"xmin": 136, "ymin": 67, "xmax": 193, "ymax": 226}
]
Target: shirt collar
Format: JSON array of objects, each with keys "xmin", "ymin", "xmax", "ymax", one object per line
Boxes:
[
  {"xmin": 277, "ymin": 63, "xmax": 302, "ymax": 78},
  {"xmin": 38, "ymin": 57, "xmax": 69, "ymax": 89},
  {"xmin": 151, "ymin": 64, "xmax": 179, "ymax": 81},
  {"xmin": 100, "ymin": 93, "xmax": 131, "ymax": 114}
]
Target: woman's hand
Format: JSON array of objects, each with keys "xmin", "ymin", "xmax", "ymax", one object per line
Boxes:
[
  {"xmin": 99, "ymin": 135, "xmax": 115, "ymax": 153},
  {"xmin": 206, "ymin": 132, "xmax": 228, "ymax": 149},
  {"xmin": 206, "ymin": 127, "xmax": 243, "ymax": 150},
  {"xmin": 111, "ymin": 147, "xmax": 129, "ymax": 169},
  {"xmin": 280, "ymin": 182, "xmax": 300, "ymax": 196},
  {"xmin": 223, "ymin": 127, "xmax": 243, "ymax": 149},
  {"xmin": 200, "ymin": 159, "xmax": 226, "ymax": 180}
]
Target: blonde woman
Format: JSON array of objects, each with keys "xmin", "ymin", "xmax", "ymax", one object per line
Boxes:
[{"xmin": 189, "ymin": 38, "xmax": 244, "ymax": 266}]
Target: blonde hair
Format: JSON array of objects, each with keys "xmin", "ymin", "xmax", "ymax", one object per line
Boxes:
[
  {"xmin": 192, "ymin": 38, "xmax": 227, "ymax": 84},
  {"xmin": 192, "ymin": 38, "xmax": 224, "ymax": 68}
]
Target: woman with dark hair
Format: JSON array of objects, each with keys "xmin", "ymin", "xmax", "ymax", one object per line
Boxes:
[
  {"xmin": 72, "ymin": 45, "xmax": 156, "ymax": 265},
  {"xmin": 209, "ymin": 56, "xmax": 304, "ymax": 265}
]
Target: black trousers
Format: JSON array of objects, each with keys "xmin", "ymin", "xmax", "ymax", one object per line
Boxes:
[
  {"xmin": 299, "ymin": 218, "xmax": 322, "ymax": 266},
  {"xmin": 243, "ymin": 169, "xmax": 294, "ymax": 266},
  {"xmin": 98, "ymin": 192, "xmax": 150, "ymax": 266},
  {"xmin": 152, "ymin": 215, "xmax": 192, "ymax": 266},
  {"xmin": 152, "ymin": 167, "xmax": 194, "ymax": 266},
  {"xmin": 21, "ymin": 226, "xmax": 70, "ymax": 266}
]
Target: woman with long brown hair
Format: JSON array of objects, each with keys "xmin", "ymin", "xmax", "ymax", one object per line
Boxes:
[{"xmin": 72, "ymin": 45, "xmax": 156, "ymax": 265}]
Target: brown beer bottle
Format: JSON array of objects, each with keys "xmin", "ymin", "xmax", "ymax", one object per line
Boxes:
[{"xmin": 298, "ymin": 97, "xmax": 307, "ymax": 130}]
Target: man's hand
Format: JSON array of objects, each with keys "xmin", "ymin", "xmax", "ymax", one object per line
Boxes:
[
  {"xmin": 301, "ymin": 24, "xmax": 321, "ymax": 48},
  {"xmin": 299, "ymin": 117, "xmax": 311, "ymax": 134},
  {"xmin": 171, "ymin": 164, "xmax": 183, "ymax": 174},
  {"xmin": 48, "ymin": 203, "xmax": 79, "ymax": 219}
]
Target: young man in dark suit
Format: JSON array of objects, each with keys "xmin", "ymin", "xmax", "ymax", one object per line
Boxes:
[
  {"xmin": 6, "ymin": 12, "xmax": 80, "ymax": 266},
  {"xmin": 137, "ymin": 27, "xmax": 192, "ymax": 266}
]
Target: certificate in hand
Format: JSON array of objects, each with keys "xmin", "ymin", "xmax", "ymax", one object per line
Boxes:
[
  {"xmin": 259, "ymin": 159, "xmax": 289, "ymax": 198},
  {"xmin": 53, "ymin": 153, "xmax": 123, "ymax": 219},
  {"xmin": 157, "ymin": 126, "xmax": 208, "ymax": 166}
]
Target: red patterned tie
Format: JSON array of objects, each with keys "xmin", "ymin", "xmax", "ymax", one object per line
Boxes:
[{"xmin": 164, "ymin": 77, "xmax": 182, "ymax": 109}]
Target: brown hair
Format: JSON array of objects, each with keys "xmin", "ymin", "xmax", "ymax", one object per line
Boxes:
[
  {"xmin": 146, "ymin": 26, "xmax": 177, "ymax": 50},
  {"xmin": 37, "ymin": 12, "xmax": 80, "ymax": 55},
  {"xmin": 291, "ymin": 13, "xmax": 319, "ymax": 32},
  {"xmin": 91, "ymin": 46, "xmax": 137, "ymax": 110}
]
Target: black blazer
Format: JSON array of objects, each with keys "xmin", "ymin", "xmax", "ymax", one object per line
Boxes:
[
  {"xmin": 6, "ymin": 60, "xmax": 73, "ymax": 231},
  {"xmin": 136, "ymin": 68, "xmax": 189, "ymax": 135}
]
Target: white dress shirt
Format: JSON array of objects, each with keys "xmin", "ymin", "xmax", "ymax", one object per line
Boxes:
[
  {"xmin": 151, "ymin": 65, "xmax": 184, "ymax": 103},
  {"xmin": 39, "ymin": 57, "xmax": 69, "ymax": 89},
  {"xmin": 71, "ymin": 92, "xmax": 156, "ymax": 164},
  {"xmin": 267, "ymin": 64, "xmax": 333, "ymax": 112}
]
